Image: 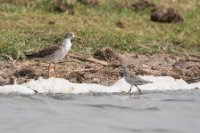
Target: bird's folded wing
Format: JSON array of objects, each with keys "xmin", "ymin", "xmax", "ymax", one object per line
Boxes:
[
  {"xmin": 26, "ymin": 45, "xmax": 62, "ymax": 58},
  {"xmin": 129, "ymin": 71, "xmax": 152, "ymax": 84}
]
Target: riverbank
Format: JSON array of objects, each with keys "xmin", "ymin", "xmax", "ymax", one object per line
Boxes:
[{"xmin": 0, "ymin": 48, "xmax": 199, "ymax": 85}]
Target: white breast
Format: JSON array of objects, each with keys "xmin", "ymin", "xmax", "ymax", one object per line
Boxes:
[{"xmin": 63, "ymin": 38, "xmax": 72, "ymax": 52}]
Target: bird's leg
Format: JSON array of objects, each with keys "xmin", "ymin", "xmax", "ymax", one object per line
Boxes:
[
  {"xmin": 128, "ymin": 85, "xmax": 133, "ymax": 93},
  {"xmin": 54, "ymin": 64, "xmax": 58, "ymax": 78},
  {"xmin": 48, "ymin": 63, "xmax": 51, "ymax": 78},
  {"xmin": 136, "ymin": 85, "xmax": 142, "ymax": 94}
]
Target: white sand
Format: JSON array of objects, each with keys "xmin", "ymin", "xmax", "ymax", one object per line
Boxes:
[{"xmin": 0, "ymin": 76, "xmax": 199, "ymax": 94}]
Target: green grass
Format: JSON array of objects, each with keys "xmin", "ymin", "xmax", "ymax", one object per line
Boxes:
[{"xmin": 0, "ymin": 0, "xmax": 200, "ymax": 59}]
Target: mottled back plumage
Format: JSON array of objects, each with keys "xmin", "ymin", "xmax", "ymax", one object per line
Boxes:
[
  {"xmin": 26, "ymin": 45, "xmax": 62, "ymax": 58},
  {"xmin": 26, "ymin": 44, "xmax": 66, "ymax": 63},
  {"xmin": 125, "ymin": 71, "xmax": 151, "ymax": 85}
]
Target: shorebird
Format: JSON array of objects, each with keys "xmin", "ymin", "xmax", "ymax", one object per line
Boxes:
[
  {"xmin": 26, "ymin": 32, "xmax": 78, "ymax": 78},
  {"xmin": 119, "ymin": 64, "xmax": 152, "ymax": 94}
]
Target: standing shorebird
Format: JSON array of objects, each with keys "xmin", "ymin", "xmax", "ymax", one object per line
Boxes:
[
  {"xmin": 26, "ymin": 32, "xmax": 78, "ymax": 78},
  {"xmin": 119, "ymin": 64, "xmax": 152, "ymax": 94}
]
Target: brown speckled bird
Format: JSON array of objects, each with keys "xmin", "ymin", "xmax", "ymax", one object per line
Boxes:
[
  {"xmin": 119, "ymin": 64, "xmax": 152, "ymax": 94},
  {"xmin": 27, "ymin": 32, "xmax": 78, "ymax": 78}
]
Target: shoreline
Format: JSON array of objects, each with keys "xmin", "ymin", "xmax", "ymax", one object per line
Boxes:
[{"xmin": 1, "ymin": 48, "xmax": 200, "ymax": 86}]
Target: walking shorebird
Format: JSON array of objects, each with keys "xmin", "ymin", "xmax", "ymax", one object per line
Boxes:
[
  {"xmin": 26, "ymin": 32, "xmax": 79, "ymax": 78},
  {"xmin": 119, "ymin": 64, "xmax": 152, "ymax": 94}
]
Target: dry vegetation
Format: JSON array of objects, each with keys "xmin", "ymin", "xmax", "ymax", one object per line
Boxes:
[{"xmin": 0, "ymin": 47, "xmax": 200, "ymax": 85}]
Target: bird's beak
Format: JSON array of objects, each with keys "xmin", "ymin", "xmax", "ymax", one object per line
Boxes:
[
  {"xmin": 73, "ymin": 36, "xmax": 81, "ymax": 41},
  {"xmin": 71, "ymin": 36, "xmax": 81, "ymax": 43}
]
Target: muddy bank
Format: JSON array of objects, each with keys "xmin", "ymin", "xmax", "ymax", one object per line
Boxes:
[{"xmin": 0, "ymin": 48, "xmax": 200, "ymax": 86}]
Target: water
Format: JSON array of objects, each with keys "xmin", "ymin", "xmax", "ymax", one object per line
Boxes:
[{"xmin": 0, "ymin": 90, "xmax": 200, "ymax": 133}]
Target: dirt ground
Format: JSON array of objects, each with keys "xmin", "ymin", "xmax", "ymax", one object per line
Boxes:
[{"xmin": 0, "ymin": 48, "xmax": 200, "ymax": 86}]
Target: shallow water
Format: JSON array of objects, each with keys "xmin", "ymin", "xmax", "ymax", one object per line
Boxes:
[{"xmin": 0, "ymin": 90, "xmax": 200, "ymax": 133}]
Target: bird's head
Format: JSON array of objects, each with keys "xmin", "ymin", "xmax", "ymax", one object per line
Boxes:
[
  {"xmin": 64, "ymin": 32, "xmax": 75, "ymax": 39},
  {"xmin": 64, "ymin": 32, "xmax": 81, "ymax": 40},
  {"xmin": 119, "ymin": 64, "xmax": 126, "ymax": 70},
  {"xmin": 118, "ymin": 64, "xmax": 127, "ymax": 76}
]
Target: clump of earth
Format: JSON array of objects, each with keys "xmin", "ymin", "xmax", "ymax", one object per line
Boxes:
[
  {"xmin": 151, "ymin": 7, "xmax": 184, "ymax": 23},
  {"xmin": 79, "ymin": 0, "xmax": 100, "ymax": 6},
  {"xmin": 131, "ymin": 0, "xmax": 155, "ymax": 12},
  {"xmin": 121, "ymin": 0, "xmax": 184, "ymax": 23}
]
